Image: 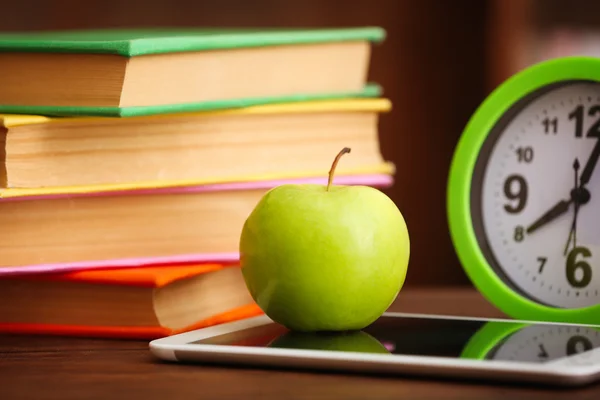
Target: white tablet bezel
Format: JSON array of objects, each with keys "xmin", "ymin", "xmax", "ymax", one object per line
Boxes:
[{"xmin": 149, "ymin": 312, "xmax": 600, "ymax": 387}]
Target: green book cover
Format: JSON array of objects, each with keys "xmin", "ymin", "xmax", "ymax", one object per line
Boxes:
[
  {"xmin": 0, "ymin": 27, "xmax": 385, "ymax": 117},
  {"xmin": 0, "ymin": 84, "xmax": 382, "ymax": 117},
  {"xmin": 0, "ymin": 27, "xmax": 385, "ymax": 56}
]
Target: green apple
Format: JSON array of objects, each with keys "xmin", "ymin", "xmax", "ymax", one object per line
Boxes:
[
  {"xmin": 267, "ymin": 330, "xmax": 391, "ymax": 354},
  {"xmin": 240, "ymin": 147, "xmax": 410, "ymax": 332}
]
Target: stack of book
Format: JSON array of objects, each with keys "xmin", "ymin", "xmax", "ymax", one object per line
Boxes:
[{"xmin": 0, "ymin": 27, "xmax": 395, "ymax": 339}]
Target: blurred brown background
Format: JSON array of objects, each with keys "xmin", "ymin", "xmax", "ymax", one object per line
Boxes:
[{"xmin": 4, "ymin": 0, "xmax": 598, "ymax": 287}]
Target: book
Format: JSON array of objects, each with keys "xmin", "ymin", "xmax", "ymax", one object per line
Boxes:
[
  {"xmin": 0, "ymin": 27, "xmax": 385, "ymax": 117},
  {"xmin": 0, "ymin": 173, "xmax": 393, "ymax": 276},
  {"xmin": 0, "ymin": 98, "xmax": 391, "ymax": 189},
  {"xmin": 0, "ymin": 264, "xmax": 261, "ymax": 339}
]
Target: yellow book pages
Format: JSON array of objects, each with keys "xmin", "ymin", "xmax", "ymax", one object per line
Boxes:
[
  {"xmin": 0, "ymin": 98, "xmax": 392, "ymax": 128},
  {"xmin": 0, "ymin": 162, "xmax": 396, "ymax": 199},
  {"xmin": 0, "ymin": 98, "xmax": 393, "ymax": 195},
  {"xmin": 0, "ymin": 114, "xmax": 51, "ymax": 127}
]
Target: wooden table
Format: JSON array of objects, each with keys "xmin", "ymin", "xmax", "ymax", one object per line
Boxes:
[{"xmin": 1, "ymin": 288, "xmax": 599, "ymax": 399}]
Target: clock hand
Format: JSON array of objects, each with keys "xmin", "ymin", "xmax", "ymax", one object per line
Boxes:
[
  {"xmin": 526, "ymin": 154, "xmax": 592, "ymax": 236},
  {"xmin": 580, "ymin": 138, "xmax": 600, "ymax": 186},
  {"xmin": 526, "ymin": 198, "xmax": 572, "ymax": 234},
  {"xmin": 574, "ymin": 194, "xmax": 580, "ymax": 249},
  {"xmin": 526, "ymin": 185, "xmax": 591, "ymax": 236},
  {"xmin": 563, "ymin": 159, "xmax": 580, "ymax": 255}
]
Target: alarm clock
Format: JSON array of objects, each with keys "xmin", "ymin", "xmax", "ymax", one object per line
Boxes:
[
  {"xmin": 448, "ymin": 56, "xmax": 600, "ymax": 324},
  {"xmin": 460, "ymin": 321, "xmax": 600, "ymax": 362}
]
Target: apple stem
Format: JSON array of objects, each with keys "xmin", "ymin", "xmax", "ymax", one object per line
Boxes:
[{"xmin": 327, "ymin": 147, "xmax": 351, "ymax": 191}]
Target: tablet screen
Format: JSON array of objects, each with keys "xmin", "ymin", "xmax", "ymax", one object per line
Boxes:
[{"xmin": 190, "ymin": 315, "xmax": 600, "ymax": 363}]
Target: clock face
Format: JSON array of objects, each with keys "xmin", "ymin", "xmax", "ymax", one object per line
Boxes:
[
  {"xmin": 473, "ymin": 81, "xmax": 600, "ymax": 309},
  {"xmin": 486, "ymin": 324, "xmax": 600, "ymax": 363}
]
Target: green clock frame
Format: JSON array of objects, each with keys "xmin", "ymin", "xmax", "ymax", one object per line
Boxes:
[{"xmin": 447, "ymin": 56, "xmax": 600, "ymax": 325}]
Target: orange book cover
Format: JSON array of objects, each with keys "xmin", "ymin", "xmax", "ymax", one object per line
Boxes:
[{"xmin": 0, "ymin": 264, "xmax": 262, "ymax": 339}]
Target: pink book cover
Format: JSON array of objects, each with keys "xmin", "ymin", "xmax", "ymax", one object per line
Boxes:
[{"xmin": 0, "ymin": 174, "xmax": 393, "ymax": 277}]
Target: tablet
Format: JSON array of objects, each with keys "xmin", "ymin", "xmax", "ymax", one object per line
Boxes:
[{"xmin": 150, "ymin": 312, "xmax": 600, "ymax": 387}]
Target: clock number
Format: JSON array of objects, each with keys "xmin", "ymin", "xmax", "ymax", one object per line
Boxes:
[
  {"xmin": 515, "ymin": 146, "xmax": 534, "ymax": 163},
  {"xmin": 538, "ymin": 344, "xmax": 549, "ymax": 359},
  {"xmin": 567, "ymin": 335, "xmax": 593, "ymax": 356},
  {"xmin": 542, "ymin": 117, "xmax": 558, "ymax": 134},
  {"xmin": 503, "ymin": 174, "xmax": 528, "ymax": 213},
  {"xmin": 588, "ymin": 105, "xmax": 600, "ymax": 137},
  {"xmin": 514, "ymin": 225, "xmax": 524, "ymax": 242},
  {"xmin": 537, "ymin": 257, "xmax": 547, "ymax": 273},
  {"xmin": 568, "ymin": 104, "xmax": 600, "ymax": 138},
  {"xmin": 569, "ymin": 105, "xmax": 584, "ymax": 137},
  {"xmin": 566, "ymin": 246, "xmax": 592, "ymax": 288}
]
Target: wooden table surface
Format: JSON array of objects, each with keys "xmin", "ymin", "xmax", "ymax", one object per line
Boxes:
[{"xmin": 1, "ymin": 287, "xmax": 599, "ymax": 399}]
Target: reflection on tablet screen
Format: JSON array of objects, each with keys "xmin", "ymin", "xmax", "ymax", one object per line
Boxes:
[{"xmin": 190, "ymin": 315, "xmax": 600, "ymax": 363}]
